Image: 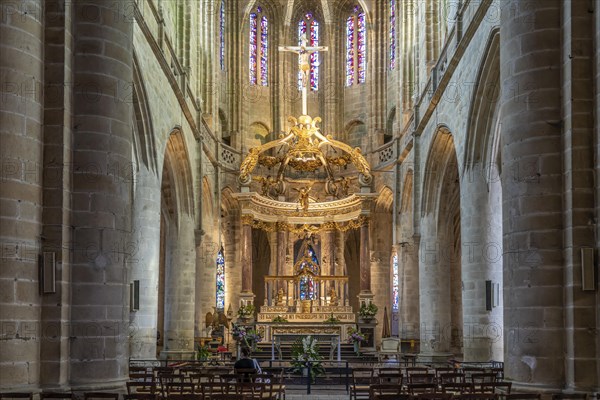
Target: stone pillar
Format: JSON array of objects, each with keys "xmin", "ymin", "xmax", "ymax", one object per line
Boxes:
[
  {"xmin": 460, "ymin": 170, "xmax": 503, "ymax": 362},
  {"xmin": 240, "ymin": 216, "xmax": 254, "ymax": 304},
  {"xmin": 276, "ymin": 223, "xmax": 286, "ymax": 290},
  {"xmin": 419, "ymin": 219, "xmax": 451, "ymax": 354},
  {"xmin": 40, "ymin": 0, "xmax": 73, "ymax": 387},
  {"xmin": 359, "ymin": 220, "xmax": 371, "ymax": 293},
  {"xmin": 500, "ymin": 0, "xmax": 564, "ymax": 388},
  {"xmin": 0, "ymin": 0, "xmax": 44, "ymax": 389},
  {"xmin": 399, "ymin": 237, "xmax": 420, "ymax": 341},
  {"xmin": 129, "ymin": 168, "xmax": 161, "ymax": 359},
  {"xmin": 162, "ymin": 216, "xmax": 196, "ymax": 355},
  {"xmin": 69, "ymin": 0, "xmax": 133, "ymax": 388}
]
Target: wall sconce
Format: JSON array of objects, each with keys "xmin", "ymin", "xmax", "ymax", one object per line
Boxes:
[
  {"xmin": 130, "ymin": 280, "xmax": 140, "ymax": 311},
  {"xmin": 485, "ymin": 280, "xmax": 499, "ymax": 311},
  {"xmin": 581, "ymin": 247, "xmax": 596, "ymax": 291},
  {"xmin": 39, "ymin": 252, "xmax": 56, "ymax": 294}
]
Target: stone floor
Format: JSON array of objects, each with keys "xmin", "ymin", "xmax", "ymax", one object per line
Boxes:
[{"xmin": 286, "ymin": 385, "xmax": 349, "ymax": 400}]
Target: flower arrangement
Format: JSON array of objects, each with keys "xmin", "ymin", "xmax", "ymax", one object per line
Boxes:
[
  {"xmin": 291, "ymin": 336, "xmax": 325, "ymax": 382},
  {"xmin": 197, "ymin": 345, "xmax": 211, "ymax": 361},
  {"xmin": 271, "ymin": 315, "xmax": 288, "ymax": 323},
  {"xmin": 237, "ymin": 304, "xmax": 256, "ymax": 319},
  {"xmin": 347, "ymin": 327, "xmax": 367, "ymax": 344},
  {"xmin": 358, "ymin": 302, "xmax": 378, "ymax": 320},
  {"xmin": 231, "ymin": 323, "xmax": 262, "ymax": 352},
  {"xmin": 324, "ymin": 313, "xmax": 341, "ymax": 325}
]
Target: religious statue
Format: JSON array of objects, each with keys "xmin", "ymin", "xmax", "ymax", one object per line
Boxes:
[
  {"xmin": 279, "ymin": 34, "xmax": 328, "ymax": 90},
  {"xmin": 275, "ymin": 288, "xmax": 285, "ymax": 306},
  {"xmin": 294, "ymin": 183, "xmax": 313, "ymax": 213},
  {"xmin": 328, "ymin": 287, "xmax": 338, "ymax": 306},
  {"xmin": 255, "ymin": 175, "xmax": 276, "ymax": 198}
]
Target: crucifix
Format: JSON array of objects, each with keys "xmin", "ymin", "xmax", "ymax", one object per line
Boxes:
[{"xmin": 278, "ymin": 33, "xmax": 328, "ymax": 116}]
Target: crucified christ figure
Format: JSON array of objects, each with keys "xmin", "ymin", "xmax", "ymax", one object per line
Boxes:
[{"xmin": 278, "ymin": 34, "xmax": 328, "ymax": 114}]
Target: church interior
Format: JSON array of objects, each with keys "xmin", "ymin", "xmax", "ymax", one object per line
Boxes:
[{"xmin": 0, "ymin": 0, "xmax": 599, "ymax": 397}]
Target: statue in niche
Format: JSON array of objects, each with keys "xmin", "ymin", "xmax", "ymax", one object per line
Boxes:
[
  {"xmin": 328, "ymin": 287, "xmax": 338, "ymax": 306},
  {"xmin": 275, "ymin": 288, "xmax": 286, "ymax": 306}
]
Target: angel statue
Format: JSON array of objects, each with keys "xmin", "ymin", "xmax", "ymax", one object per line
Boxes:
[{"xmin": 293, "ymin": 183, "xmax": 313, "ymax": 213}]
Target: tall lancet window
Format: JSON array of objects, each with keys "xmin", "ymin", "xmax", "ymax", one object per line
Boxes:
[
  {"xmin": 298, "ymin": 12, "xmax": 321, "ymax": 91},
  {"xmin": 220, "ymin": 0, "xmax": 225, "ymax": 70},
  {"xmin": 216, "ymin": 247, "xmax": 225, "ymax": 309},
  {"xmin": 249, "ymin": 6, "xmax": 268, "ymax": 86},
  {"xmin": 389, "ymin": 0, "xmax": 396, "ymax": 70},
  {"xmin": 346, "ymin": 4, "xmax": 366, "ymax": 86},
  {"xmin": 392, "ymin": 253, "xmax": 399, "ymax": 311}
]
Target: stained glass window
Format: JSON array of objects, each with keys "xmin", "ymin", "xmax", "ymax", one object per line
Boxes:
[
  {"xmin": 345, "ymin": 15, "xmax": 355, "ymax": 86},
  {"xmin": 249, "ymin": 6, "xmax": 268, "ymax": 86},
  {"xmin": 389, "ymin": 0, "xmax": 396, "ymax": 70},
  {"xmin": 392, "ymin": 253, "xmax": 399, "ymax": 311},
  {"xmin": 216, "ymin": 248, "xmax": 225, "ymax": 309},
  {"xmin": 220, "ymin": 0, "xmax": 225, "ymax": 70},
  {"xmin": 297, "ymin": 13, "xmax": 320, "ymax": 91},
  {"xmin": 298, "ymin": 245, "xmax": 320, "ymax": 300},
  {"xmin": 346, "ymin": 5, "xmax": 366, "ymax": 86}
]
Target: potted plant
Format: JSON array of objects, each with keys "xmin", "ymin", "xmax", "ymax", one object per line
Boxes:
[
  {"xmin": 290, "ymin": 336, "xmax": 325, "ymax": 383},
  {"xmin": 358, "ymin": 302, "xmax": 378, "ymax": 322},
  {"xmin": 197, "ymin": 345, "xmax": 211, "ymax": 361},
  {"xmin": 324, "ymin": 313, "xmax": 341, "ymax": 325},
  {"xmin": 272, "ymin": 315, "xmax": 288, "ymax": 323},
  {"xmin": 237, "ymin": 304, "xmax": 255, "ymax": 322},
  {"xmin": 347, "ymin": 328, "xmax": 367, "ymax": 355},
  {"xmin": 232, "ymin": 323, "xmax": 262, "ymax": 353}
]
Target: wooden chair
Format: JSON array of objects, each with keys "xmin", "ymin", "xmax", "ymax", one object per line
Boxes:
[
  {"xmin": 471, "ymin": 373, "xmax": 497, "ymax": 388},
  {"xmin": 477, "ymin": 382, "xmax": 512, "ymax": 394},
  {"xmin": 0, "ymin": 394, "xmax": 33, "ymax": 400},
  {"xmin": 505, "ymin": 394, "xmax": 541, "ymax": 400},
  {"xmin": 126, "ymin": 381, "xmax": 157, "ymax": 394},
  {"xmin": 164, "ymin": 381, "xmax": 195, "ymax": 396},
  {"xmin": 552, "ymin": 395, "xmax": 588, "ymax": 400},
  {"xmin": 439, "ymin": 372, "xmax": 466, "ymax": 384},
  {"xmin": 415, "ymin": 394, "xmax": 454, "ymax": 400},
  {"xmin": 369, "ymin": 383, "xmax": 405, "ymax": 399},
  {"xmin": 238, "ymin": 381, "xmax": 266, "ymax": 400},
  {"xmin": 409, "ymin": 373, "xmax": 436, "ymax": 384},
  {"xmin": 83, "ymin": 394, "xmax": 119, "ymax": 400},
  {"xmin": 435, "ymin": 367, "xmax": 456, "ymax": 379},
  {"xmin": 406, "ymin": 367, "xmax": 430, "ymax": 376},
  {"xmin": 200, "ymin": 382, "xmax": 229, "ymax": 399},
  {"xmin": 407, "ymin": 383, "xmax": 438, "ymax": 394},
  {"xmin": 456, "ymin": 394, "xmax": 499, "ymax": 400},
  {"xmin": 441, "ymin": 382, "xmax": 473, "ymax": 394},
  {"xmin": 208, "ymin": 396, "xmax": 245, "ymax": 400},
  {"xmin": 350, "ymin": 368, "xmax": 374, "ymax": 400},
  {"xmin": 462, "ymin": 368, "xmax": 485, "ymax": 380},
  {"xmin": 40, "ymin": 394, "xmax": 75, "ymax": 400},
  {"xmin": 123, "ymin": 395, "xmax": 158, "ymax": 400},
  {"xmin": 376, "ymin": 373, "xmax": 403, "ymax": 386}
]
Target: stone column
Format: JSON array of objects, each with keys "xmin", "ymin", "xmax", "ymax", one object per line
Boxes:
[
  {"xmin": 359, "ymin": 220, "xmax": 371, "ymax": 293},
  {"xmin": 162, "ymin": 215, "xmax": 196, "ymax": 355},
  {"xmin": 0, "ymin": 0, "xmax": 44, "ymax": 389},
  {"xmin": 460, "ymin": 170, "xmax": 503, "ymax": 362},
  {"xmin": 419, "ymin": 218, "xmax": 451, "ymax": 354},
  {"xmin": 276, "ymin": 223, "xmax": 287, "ymax": 290},
  {"xmin": 500, "ymin": 0, "xmax": 564, "ymax": 388},
  {"xmin": 69, "ymin": 0, "xmax": 133, "ymax": 388},
  {"xmin": 399, "ymin": 237, "xmax": 420, "ymax": 341},
  {"xmin": 240, "ymin": 216, "xmax": 254, "ymax": 303},
  {"xmin": 129, "ymin": 167, "xmax": 161, "ymax": 359}
]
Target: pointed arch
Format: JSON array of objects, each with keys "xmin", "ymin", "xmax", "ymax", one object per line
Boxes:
[
  {"xmin": 421, "ymin": 125, "xmax": 459, "ymax": 218},
  {"xmin": 163, "ymin": 128, "xmax": 195, "ymax": 218},
  {"xmin": 132, "ymin": 52, "xmax": 158, "ymax": 173},
  {"xmin": 464, "ymin": 28, "xmax": 501, "ymax": 176}
]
